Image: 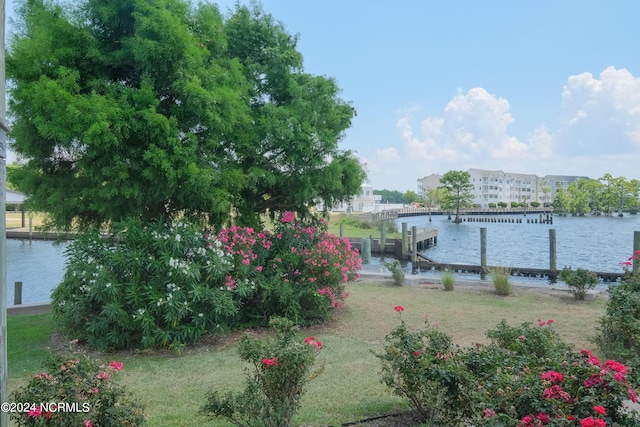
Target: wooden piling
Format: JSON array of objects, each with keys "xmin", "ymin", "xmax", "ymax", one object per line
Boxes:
[
  {"xmin": 14, "ymin": 282, "xmax": 22, "ymax": 306},
  {"xmin": 362, "ymin": 238, "xmax": 371, "ymax": 264},
  {"xmin": 411, "ymin": 226, "xmax": 418, "ymax": 269},
  {"xmin": 549, "ymin": 229, "xmax": 557, "ymax": 275},
  {"xmin": 481, "ymin": 227, "xmax": 487, "ymax": 279},
  {"xmin": 380, "ymin": 224, "xmax": 386, "ymax": 255},
  {"xmin": 401, "ymin": 222, "xmax": 408, "ymax": 259},
  {"xmin": 339, "ymin": 223, "xmax": 344, "ymax": 238}
]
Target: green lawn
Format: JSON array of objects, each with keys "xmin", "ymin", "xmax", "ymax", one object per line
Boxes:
[{"xmin": 7, "ymin": 280, "xmax": 608, "ymax": 426}]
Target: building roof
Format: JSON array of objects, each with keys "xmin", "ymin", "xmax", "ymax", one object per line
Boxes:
[{"xmin": 6, "ymin": 190, "xmax": 27, "ymax": 204}]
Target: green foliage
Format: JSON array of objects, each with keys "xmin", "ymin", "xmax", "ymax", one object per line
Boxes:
[
  {"xmin": 440, "ymin": 170, "xmax": 474, "ymax": 223},
  {"xmin": 377, "ymin": 312, "xmax": 639, "ymax": 426},
  {"xmin": 402, "ymin": 190, "xmax": 423, "ymax": 205},
  {"xmin": 530, "ymin": 201, "xmax": 540, "ymax": 208},
  {"xmin": 375, "ymin": 314, "xmax": 473, "ymax": 423},
  {"xmin": 487, "ymin": 266, "xmax": 512, "ymax": 296},
  {"xmin": 559, "ymin": 266, "xmax": 599, "ymax": 300},
  {"xmin": 497, "ymin": 201, "xmax": 508, "ymax": 208},
  {"xmin": 7, "ymin": 0, "xmax": 365, "ymax": 230},
  {"xmin": 51, "ymin": 213, "xmax": 361, "ymax": 350},
  {"xmin": 10, "ymin": 353, "xmax": 145, "ymax": 427},
  {"xmin": 51, "ymin": 218, "xmax": 244, "ymax": 351},
  {"xmin": 201, "ymin": 317, "xmax": 324, "ymax": 427},
  {"xmin": 487, "ymin": 203, "xmax": 497, "ymax": 209},
  {"xmin": 382, "ymin": 260, "xmax": 404, "ymax": 286},
  {"xmin": 595, "ymin": 265, "xmax": 640, "ymax": 386},
  {"xmin": 441, "ymin": 268, "xmax": 455, "ymax": 291},
  {"xmin": 373, "ymin": 189, "xmax": 404, "ymax": 203}
]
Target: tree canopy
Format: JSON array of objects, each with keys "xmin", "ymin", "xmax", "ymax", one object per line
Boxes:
[
  {"xmin": 7, "ymin": 0, "xmax": 365, "ymax": 230},
  {"xmin": 439, "ymin": 170, "xmax": 474, "ymax": 223}
]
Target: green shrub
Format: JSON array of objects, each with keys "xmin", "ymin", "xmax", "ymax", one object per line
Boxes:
[
  {"xmin": 377, "ymin": 308, "xmax": 640, "ymax": 426},
  {"xmin": 595, "ymin": 255, "xmax": 640, "ymax": 386},
  {"xmin": 374, "ymin": 307, "xmax": 473, "ymax": 423},
  {"xmin": 52, "ymin": 213, "xmax": 361, "ymax": 351},
  {"xmin": 10, "ymin": 353, "xmax": 145, "ymax": 427},
  {"xmin": 487, "ymin": 266, "xmax": 511, "ymax": 296},
  {"xmin": 52, "ymin": 218, "xmax": 245, "ymax": 351},
  {"xmin": 441, "ymin": 268, "xmax": 455, "ymax": 291},
  {"xmin": 201, "ymin": 317, "xmax": 324, "ymax": 427},
  {"xmin": 559, "ymin": 266, "xmax": 599, "ymax": 300},
  {"xmin": 382, "ymin": 259, "xmax": 404, "ymax": 286}
]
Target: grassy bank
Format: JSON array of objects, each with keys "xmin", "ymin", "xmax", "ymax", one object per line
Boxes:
[
  {"xmin": 327, "ymin": 213, "xmax": 401, "ymax": 239},
  {"xmin": 7, "ymin": 280, "xmax": 607, "ymax": 426}
]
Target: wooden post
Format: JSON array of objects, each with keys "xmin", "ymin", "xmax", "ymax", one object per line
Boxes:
[
  {"xmin": 13, "ymin": 282, "xmax": 22, "ymax": 306},
  {"xmin": 411, "ymin": 226, "xmax": 418, "ymax": 271},
  {"xmin": 401, "ymin": 222, "xmax": 408, "ymax": 260},
  {"xmin": 339, "ymin": 223, "xmax": 344, "ymax": 238},
  {"xmin": 21, "ymin": 208, "xmax": 25, "ymax": 228},
  {"xmin": 380, "ymin": 223, "xmax": 386, "ymax": 255},
  {"xmin": 29, "ymin": 216, "xmax": 33, "ymax": 240},
  {"xmin": 633, "ymin": 231, "xmax": 640, "ymax": 276},
  {"xmin": 361, "ymin": 238, "xmax": 371, "ymax": 264},
  {"xmin": 480, "ymin": 227, "xmax": 487, "ymax": 279},
  {"xmin": 549, "ymin": 229, "xmax": 557, "ymax": 279}
]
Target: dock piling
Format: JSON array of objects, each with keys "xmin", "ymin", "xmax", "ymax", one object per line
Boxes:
[{"xmin": 14, "ymin": 281, "xmax": 22, "ymax": 305}]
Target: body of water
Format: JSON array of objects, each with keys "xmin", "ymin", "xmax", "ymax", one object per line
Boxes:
[
  {"xmin": 396, "ymin": 213, "xmax": 640, "ymax": 273},
  {"xmin": 5, "ymin": 239, "xmax": 68, "ymax": 306},
  {"xmin": 4, "ymin": 214, "xmax": 640, "ymax": 305}
]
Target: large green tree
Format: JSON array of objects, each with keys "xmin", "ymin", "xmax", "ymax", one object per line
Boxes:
[
  {"xmin": 439, "ymin": 170, "xmax": 474, "ymax": 223},
  {"xmin": 7, "ymin": 0, "xmax": 364, "ymax": 230}
]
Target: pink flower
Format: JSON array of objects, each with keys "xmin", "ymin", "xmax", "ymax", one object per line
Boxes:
[
  {"xmin": 110, "ymin": 360, "xmax": 124, "ymax": 371},
  {"xmin": 304, "ymin": 336, "xmax": 315, "ymax": 343},
  {"xmin": 547, "ymin": 319, "xmax": 554, "ymax": 325},
  {"xmin": 536, "ymin": 412, "xmax": 550, "ymax": 423},
  {"xmin": 413, "ymin": 351, "xmax": 421, "ymax": 357},
  {"xmin": 281, "ymin": 211, "xmax": 295, "ymax": 223},
  {"xmin": 256, "ymin": 266, "xmax": 263, "ymax": 272},
  {"xmin": 95, "ymin": 371, "xmax": 111, "ymax": 380},
  {"xmin": 483, "ymin": 408, "xmax": 496, "ymax": 418},
  {"xmin": 93, "ymin": 387, "xmax": 99, "ymax": 393},
  {"xmin": 541, "ymin": 370, "xmax": 564, "ymax": 383},
  {"xmin": 629, "ymin": 388, "xmax": 638, "ymax": 402},
  {"xmin": 580, "ymin": 417, "xmax": 606, "ymax": 427},
  {"xmin": 593, "ymin": 405, "xmax": 606, "ymax": 415},
  {"xmin": 28, "ymin": 406, "xmax": 43, "ymax": 418},
  {"xmin": 261, "ymin": 357, "xmax": 279, "ymax": 367},
  {"xmin": 85, "ymin": 420, "xmax": 93, "ymax": 427},
  {"xmin": 394, "ymin": 305, "xmax": 404, "ymax": 312}
]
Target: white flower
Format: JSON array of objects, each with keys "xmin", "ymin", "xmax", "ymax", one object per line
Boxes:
[
  {"xmin": 105, "ymin": 283, "xmax": 111, "ymax": 288},
  {"xmin": 198, "ymin": 313, "xmax": 203, "ymax": 317},
  {"xmin": 175, "ymin": 234, "xmax": 181, "ymax": 242}
]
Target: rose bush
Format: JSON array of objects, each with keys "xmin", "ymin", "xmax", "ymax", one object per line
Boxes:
[
  {"xmin": 377, "ymin": 307, "xmax": 639, "ymax": 426},
  {"xmin": 201, "ymin": 317, "xmax": 324, "ymax": 427},
  {"xmin": 10, "ymin": 353, "xmax": 145, "ymax": 427}
]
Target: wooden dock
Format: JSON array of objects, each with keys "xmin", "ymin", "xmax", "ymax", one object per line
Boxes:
[
  {"xmin": 413, "ymin": 261, "xmax": 625, "ymax": 283},
  {"xmin": 347, "ymin": 226, "xmax": 438, "ymax": 259},
  {"xmin": 370, "ymin": 207, "xmax": 553, "ymax": 221}
]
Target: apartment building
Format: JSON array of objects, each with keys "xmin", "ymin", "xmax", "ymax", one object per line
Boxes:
[{"xmin": 417, "ymin": 169, "xmax": 589, "ymax": 208}]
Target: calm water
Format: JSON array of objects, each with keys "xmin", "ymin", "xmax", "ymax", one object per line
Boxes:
[
  {"xmin": 4, "ymin": 214, "xmax": 640, "ymax": 305},
  {"xmin": 396, "ymin": 214, "xmax": 640, "ymax": 272},
  {"xmin": 5, "ymin": 239, "xmax": 68, "ymax": 306}
]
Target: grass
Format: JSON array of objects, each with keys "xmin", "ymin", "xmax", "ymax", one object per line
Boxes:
[
  {"xmin": 5, "ymin": 211, "xmax": 47, "ymax": 230},
  {"xmin": 441, "ymin": 268, "xmax": 455, "ymax": 291},
  {"xmin": 7, "ymin": 281, "xmax": 608, "ymax": 426},
  {"xmin": 487, "ymin": 266, "xmax": 512, "ymax": 296},
  {"xmin": 327, "ymin": 213, "xmax": 401, "ymax": 239}
]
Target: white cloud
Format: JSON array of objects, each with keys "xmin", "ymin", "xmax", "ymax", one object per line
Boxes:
[{"xmin": 367, "ymin": 67, "xmax": 640, "ymax": 191}]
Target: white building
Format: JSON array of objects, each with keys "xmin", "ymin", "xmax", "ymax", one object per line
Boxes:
[
  {"xmin": 417, "ymin": 169, "xmax": 590, "ymax": 208},
  {"xmin": 320, "ymin": 183, "xmax": 383, "ymax": 213}
]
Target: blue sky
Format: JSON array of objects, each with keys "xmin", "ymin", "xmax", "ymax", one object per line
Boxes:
[{"xmin": 7, "ymin": 1, "xmax": 640, "ymax": 191}]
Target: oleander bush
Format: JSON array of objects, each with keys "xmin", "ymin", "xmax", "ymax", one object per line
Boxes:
[
  {"xmin": 52, "ymin": 213, "xmax": 360, "ymax": 350},
  {"xmin": 377, "ymin": 307, "xmax": 639, "ymax": 426}
]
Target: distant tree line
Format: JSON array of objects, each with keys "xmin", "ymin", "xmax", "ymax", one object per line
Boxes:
[{"xmin": 552, "ymin": 174, "xmax": 640, "ymax": 216}]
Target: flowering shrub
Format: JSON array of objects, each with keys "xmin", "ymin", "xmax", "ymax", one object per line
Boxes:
[
  {"xmin": 201, "ymin": 317, "xmax": 324, "ymax": 427},
  {"xmin": 377, "ymin": 307, "xmax": 639, "ymax": 426},
  {"xmin": 52, "ymin": 218, "xmax": 249, "ymax": 351},
  {"xmin": 375, "ymin": 307, "xmax": 474, "ymax": 423},
  {"xmin": 595, "ymin": 249, "xmax": 640, "ymax": 386},
  {"xmin": 10, "ymin": 353, "xmax": 145, "ymax": 427},
  {"xmin": 222, "ymin": 212, "xmax": 361, "ymax": 326},
  {"xmin": 53, "ymin": 212, "xmax": 360, "ymax": 350},
  {"xmin": 559, "ymin": 266, "xmax": 599, "ymax": 300}
]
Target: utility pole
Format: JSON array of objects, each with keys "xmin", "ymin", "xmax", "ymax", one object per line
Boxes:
[{"xmin": 1, "ymin": 0, "xmax": 8, "ymax": 425}]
